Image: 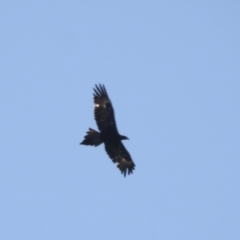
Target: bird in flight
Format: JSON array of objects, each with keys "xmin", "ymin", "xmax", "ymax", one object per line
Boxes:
[{"xmin": 80, "ymin": 84, "xmax": 135, "ymax": 177}]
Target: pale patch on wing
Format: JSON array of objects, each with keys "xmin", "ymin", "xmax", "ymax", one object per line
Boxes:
[
  {"xmin": 115, "ymin": 158, "xmax": 132, "ymax": 167},
  {"xmin": 102, "ymin": 99, "xmax": 111, "ymax": 108},
  {"xmin": 95, "ymin": 99, "xmax": 111, "ymax": 108},
  {"xmin": 122, "ymin": 159, "xmax": 132, "ymax": 167}
]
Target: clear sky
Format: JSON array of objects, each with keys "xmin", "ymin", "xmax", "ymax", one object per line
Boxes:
[{"xmin": 1, "ymin": 1, "xmax": 239, "ymax": 240}]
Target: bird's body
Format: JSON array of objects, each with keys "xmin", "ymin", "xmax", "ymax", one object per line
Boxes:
[{"xmin": 80, "ymin": 84, "xmax": 135, "ymax": 176}]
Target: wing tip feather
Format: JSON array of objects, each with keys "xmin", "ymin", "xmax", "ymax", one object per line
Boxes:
[
  {"xmin": 93, "ymin": 84, "xmax": 109, "ymax": 98},
  {"xmin": 117, "ymin": 160, "xmax": 135, "ymax": 177}
]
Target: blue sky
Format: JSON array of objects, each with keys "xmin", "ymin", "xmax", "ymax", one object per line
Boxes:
[{"xmin": 1, "ymin": 1, "xmax": 240, "ymax": 239}]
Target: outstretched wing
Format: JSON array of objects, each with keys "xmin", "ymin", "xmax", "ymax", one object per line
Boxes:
[
  {"xmin": 93, "ymin": 84, "xmax": 118, "ymax": 132},
  {"xmin": 104, "ymin": 142, "xmax": 135, "ymax": 177}
]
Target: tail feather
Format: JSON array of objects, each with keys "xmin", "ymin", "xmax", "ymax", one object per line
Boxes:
[{"xmin": 80, "ymin": 128, "xmax": 103, "ymax": 147}]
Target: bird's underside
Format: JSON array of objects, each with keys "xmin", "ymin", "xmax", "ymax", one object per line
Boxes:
[{"xmin": 80, "ymin": 84, "xmax": 135, "ymax": 177}]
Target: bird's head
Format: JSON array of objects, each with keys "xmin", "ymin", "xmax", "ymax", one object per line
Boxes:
[{"xmin": 120, "ymin": 135, "xmax": 129, "ymax": 140}]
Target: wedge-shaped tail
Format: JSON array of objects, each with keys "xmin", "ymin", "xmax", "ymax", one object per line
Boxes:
[{"xmin": 80, "ymin": 128, "xmax": 103, "ymax": 147}]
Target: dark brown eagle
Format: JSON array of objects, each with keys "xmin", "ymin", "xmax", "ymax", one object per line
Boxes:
[{"xmin": 80, "ymin": 84, "xmax": 135, "ymax": 177}]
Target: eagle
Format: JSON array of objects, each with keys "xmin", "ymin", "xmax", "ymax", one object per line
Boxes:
[{"xmin": 80, "ymin": 84, "xmax": 135, "ymax": 177}]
